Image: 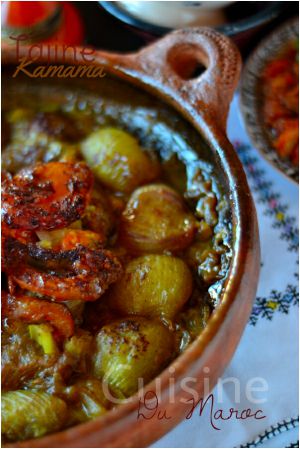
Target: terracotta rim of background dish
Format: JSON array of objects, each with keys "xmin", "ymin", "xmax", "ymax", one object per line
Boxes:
[
  {"xmin": 239, "ymin": 17, "xmax": 299, "ymax": 184},
  {"xmin": 2, "ymin": 28, "xmax": 260, "ymax": 448}
]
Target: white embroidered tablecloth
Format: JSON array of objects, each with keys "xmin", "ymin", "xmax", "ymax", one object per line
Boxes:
[{"xmin": 152, "ymin": 95, "xmax": 299, "ymax": 448}]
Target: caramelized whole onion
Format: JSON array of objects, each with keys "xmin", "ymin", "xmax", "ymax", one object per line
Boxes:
[
  {"xmin": 2, "ymin": 390, "xmax": 67, "ymax": 442},
  {"xmin": 81, "ymin": 127, "xmax": 160, "ymax": 193},
  {"xmin": 108, "ymin": 254, "xmax": 193, "ymax": 320},
  {"xmin": 3, "ymin": 238, "xmax": 122, "ymax": 302},
  {"xmin": 119, "ymin": 184, "xmax": 197, "ymax": 254},
  {"xmin": 92, "ymin": 317, "xmax": 174, "ymax": 398},
  {"xmin": 1, "ymin": 162, "xmax": 93, "ymax": 231}
]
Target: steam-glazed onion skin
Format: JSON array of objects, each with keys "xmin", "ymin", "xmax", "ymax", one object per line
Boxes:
[
  {"xmin": 108, "ymin": 255, "xmax": 193, "ymax": 320},
  {"xmin": 120, "ymin": 184, "xmax": 197, "ymax": 254},
  {"xmin": 2, "ymin": 391, "xmax": 67, "ymax": 442},
  {"xmin": 65, "ymin": 378, "xmax": 109, "ymax": 423},
  {"xmin": 81, "ymin": 128, "xmax": 160, "ymax": 193},
  {"xmin": 92, "ymin": 318, "xmax": 174, "ymax": 398}
]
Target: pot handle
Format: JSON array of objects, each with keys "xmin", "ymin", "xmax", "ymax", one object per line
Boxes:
[{"xmin": 105, "ymin": 28, "xmax": 241, "ymax": 132}]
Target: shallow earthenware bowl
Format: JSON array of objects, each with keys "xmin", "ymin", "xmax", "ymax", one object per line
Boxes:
[
  {"xmin": 2, "ymin": 27, "xmax": 260, "ymax": 448},
  {"xmin": 240, "ymin": 17, "xmax": 299, "ymax": 183}
]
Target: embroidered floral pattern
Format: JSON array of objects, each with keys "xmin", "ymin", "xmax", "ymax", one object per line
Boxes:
[
  {"xmin": 250, "ymin": 285, "xmax": 299, "ymax": 326},
  {"xmin": 234, "ymin": 142, "xmax": 298, "ymax": 253},
  {"xmin": 233, "ymin": 142, "xmax": 299, "ymax": 324}
]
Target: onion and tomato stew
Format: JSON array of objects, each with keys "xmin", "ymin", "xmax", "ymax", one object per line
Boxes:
[{"xmin": 1, "ymin": 75, "xmax": 232, "ymax": 442}]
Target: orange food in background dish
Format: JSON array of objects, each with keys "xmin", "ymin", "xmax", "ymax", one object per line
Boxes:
[{"xmin": 262, "ymin": 40, "xmax": 299, "ymax": 166}]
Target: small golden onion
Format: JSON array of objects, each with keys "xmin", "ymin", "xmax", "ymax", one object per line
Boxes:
[
  {"xmin": 92, "ymin": 317, "xmax": 174, "ymax": 398},
  {"xmin": 2, "ymin": 390, "xmax": 67, "ymax": 441},
  {"xmin": 81, "ymin": 127, "xmax": 160, "ymax": 193},
  {"xmin": 120, "ymin": 184, "xmax": 196, "ymax": 253},
  {"xmin": 66, "ymin": 377, "xmax": 109, "ymax": 424},
  {"xmin": 108, "ymin": 254, "xmax": 193, "ymax": 320}
]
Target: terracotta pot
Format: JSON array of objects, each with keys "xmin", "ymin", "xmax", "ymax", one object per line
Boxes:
[{"xmin": 2, "ymin": 28, "xmax": 260, "ymax": 448}]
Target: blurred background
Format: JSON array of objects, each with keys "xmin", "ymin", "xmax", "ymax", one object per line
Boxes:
[{"xmin": 1, "ymin": 1, "xmax": 298, "ymax": 56}]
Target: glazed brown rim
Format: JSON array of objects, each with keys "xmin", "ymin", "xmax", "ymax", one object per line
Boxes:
[
  {"xmin": 2, "ymin": 28, "xmax": 259, "ymax": 448},
  {"xmin": 239, "ymin": 17, "xmax": 299, "ymax": 184}
]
